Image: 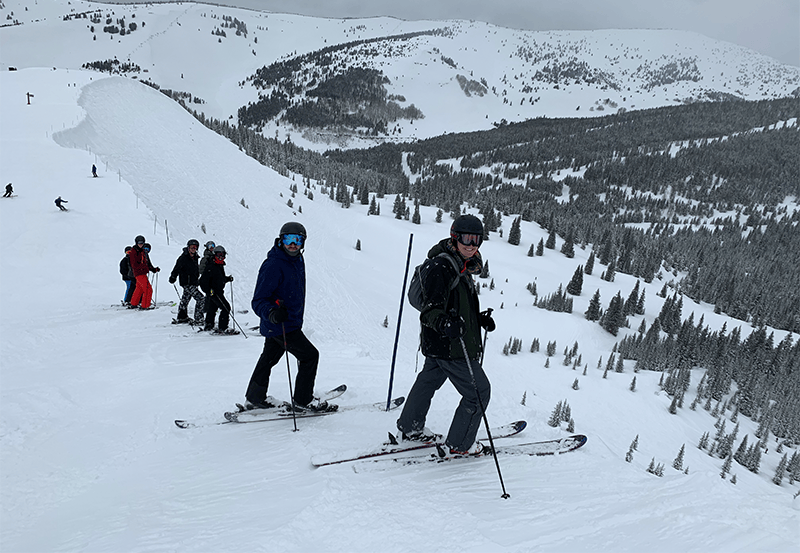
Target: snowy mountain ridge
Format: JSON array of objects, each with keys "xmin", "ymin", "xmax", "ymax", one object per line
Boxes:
[{"xmin": 1, "ymin": 0, "xmax": 798, "ymax": 150}]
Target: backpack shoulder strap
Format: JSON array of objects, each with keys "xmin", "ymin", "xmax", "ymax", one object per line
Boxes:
[{"xmin": 435, "ymin": 252, "xmax": 462, "ymax": 290}]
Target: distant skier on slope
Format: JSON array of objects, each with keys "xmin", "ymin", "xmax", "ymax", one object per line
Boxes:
[
  {"xmin": 243, "ymin": 222, "xmax": 334, "ymax": 412},
  {"xmin": 169, "ymin": 239, "xmax": 205, "ymax": 325},
  {"xmin": 3, "ymin": 183, "xmax": 12, "ymax": 197},
  {"xmin": 92, "ymin": 164, "xmax": 98, "ymax": 178},
  {"xmin": 54, "ymin": 196, "xmax": 68, "ymax": 211},
  {"xmin": 396, "ymin": 214, "xmax": 496, "ymax": 456},
  {"xmin": 199, "ymin": 245, "xmax": 235, "ymax": 333}
]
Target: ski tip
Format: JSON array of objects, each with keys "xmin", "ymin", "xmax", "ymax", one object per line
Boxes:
[
  {"xmin": 388, "ymin": 432, "xmax": 399, "ymax": 446},
  {"xmin": 174, "ymin": 419, "xmax": 191, "ymax": 429},
  {"xmin": 331, "ymin": 384, "xmax": 347, "ymax": 393},
  {"xmin": 570, "ymin": 434, "xmax": 588, "ymax": 448},
  {"xmin": 223, "ymin": 411, "xmax": 239, "ymax": 423},
  {"xmin": 513, "ymin": 420, "xmax": 527, "ymax": 433},
  {"xmin": 393, "ymin": 396, "xmax": 405, "ymax": 407}
]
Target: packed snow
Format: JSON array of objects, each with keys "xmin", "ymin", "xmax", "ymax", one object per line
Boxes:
[{"xmin": 1, "ymin": 65, "xmax": 798, "ymax": 552}]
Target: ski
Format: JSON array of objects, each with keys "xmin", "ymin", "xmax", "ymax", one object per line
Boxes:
[
  {"xmin": 175, "ymin": 396, "xmax": 403, "ymax": 429},
  {"xmin": 397, "ymin": 434, "xmax": 587, "ymax": 466},
  {"xmin": 174, "ymin": 386, "xmax": 403, "ymax": 429},
  {"xmin": 311, "ymin": 420, "xmax": 527, "ymax": 467}
]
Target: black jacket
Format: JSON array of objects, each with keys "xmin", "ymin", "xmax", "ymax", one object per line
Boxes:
[
  {"xmin": 120, "ymin": 256, "xmax": 134, "ymax": 281},
  {"xmin": 418, "ymin": 239, "xmax": 483, "ymax": 359},
  {"xmin": 199, "ymin": 258, "xmax": 231, "ymax": 296},
  {"xmin": 170, "ymin": 247, "xmax": 200, "ymax": 286}
]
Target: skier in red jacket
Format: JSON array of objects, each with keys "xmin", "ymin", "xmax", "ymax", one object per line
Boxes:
[{"xmin": 127, "ymin": 235, "xmax": 160, "ymax": 309}]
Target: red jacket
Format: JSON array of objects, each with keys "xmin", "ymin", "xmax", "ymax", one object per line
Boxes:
[{"xmin": 128, "ymin": 245, "xmax": 155, "ymax": 277}]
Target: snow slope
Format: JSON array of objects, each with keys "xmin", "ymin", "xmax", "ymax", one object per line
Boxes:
[{"xmin": 1, "ymin": 68, "xmax": 798, "ymax": 552}]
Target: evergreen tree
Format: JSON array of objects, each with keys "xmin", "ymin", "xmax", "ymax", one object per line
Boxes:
[
  {"xmin": 672, "ymin": 444, "xmax": 686, "ymax": 471},
  {"xmin": 508, "ymin": 216, "xmax": 522, "ymax": 245},
  {"xmin": 720, "ymin": 453, "xmax": 733, "ymax": 479},
  {"xmin": 545, "ymin": 229, "xmax": 556, "ymax": 249},
  {"xmin": 368, "ymin": 195, "xmax": 378, "ymax": 215},
  {"xmin": 584, "ymin": 250, "xmax": 595, "ymax": 275},
  {"xmin": 412, "ymin": 202, "xmax": 421, "ymax": 225},
  {"xmin": 566, "ymin": 265, "xmax": 584, "ymax": 296},
  {"xmin": 585, "ymin": 289, "xmax": 602, "ymax": 321},
  {"xmin": 560, "ymin": 231, "xmax": 575, "ymax": 258},
  {"xmin": 527, "ymin": 244, "xmax": 534, "ymax": 257},
  {"xmin": 599, "ymin": 292, "xmax": 625, "ymax": 335},
  {"xmin": 773, "ymin": 453, "xmax": 788, "ymax": 485},
  {"xmin": 536, "ymin": 238, "xmax": 544, "ymax": 256}
]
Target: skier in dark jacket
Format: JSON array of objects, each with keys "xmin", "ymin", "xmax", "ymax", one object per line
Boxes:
[
  {"xmin": 3, "ymin": 183, "xmax": 12, "ymax": 198},
  {"xmin": 243, "ymin": 222, "xmax": 333, "ymax": 412},
  {"xmin": 55, "ymin": 196, "xmax": 68, "ymax": 211},
  {"xmin": 120, "ymin": 246, "xmax": 136, "ymax": 304},
  {"xmin": 128, "ymin": 235, "xmax": 160, "ymax": 309},
  {"xmin": 169, "ymin": 239, "xmax": 205, "ymax": 324},
  {"xmin": 198, "ymin": 241, "xmax": 215, "ymax": 276},
  {"xmin": 396, "ymin": 214, "xmax": 496, "ymax": 455},
  {"xmin": 199, "ymin": 245, "xmax": 234, "ymax": 333}
]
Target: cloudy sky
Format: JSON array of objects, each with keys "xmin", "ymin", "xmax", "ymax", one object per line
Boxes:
[{"xmin": 116, "ymin": 0, "xmax": 799, "ymax": 66}]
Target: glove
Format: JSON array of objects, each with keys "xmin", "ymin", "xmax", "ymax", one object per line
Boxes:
[
  {"xmin": 227, "ymin": 275, "xmax": 234, "ymax": 282},
  {"xmin": 479, "ymin": 310, "xmax": 496, "ymax": 332},
  {"xmin": 269, "ymin": 303, "xmax": 289, "ymax": 324},
  {"xmin": 153, "ymin": 267, "xmax": 161, "ymax": 273},
  {"xmin": 437, "ymin": 315, "xmax": 465, "ymax": 339},
  {"xmin": 168, "ymin": 276, "xmax": 176, "ymax": 284}
]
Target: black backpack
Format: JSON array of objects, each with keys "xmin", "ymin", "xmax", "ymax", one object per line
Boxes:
[{"xmin": 407, "ymin": 253, "xmax": 461, "ymax": 311}]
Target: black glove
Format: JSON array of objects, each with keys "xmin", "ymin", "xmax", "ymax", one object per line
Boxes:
[
  {"xmin": 153, "ymin": 267, "xmax": 161, "ymax": 273},
  {"xmin": 227, "ymin": 275, "xmax": 234, "ymax": 282},
  {"xmin": 437, "ymin": 315, "xmax": 465, "ymax": 339},
  {"xmin": 168, "ymin": 276, "xmax": 176, "ymax": 284},
  {"xmin": 479, "ymin": 309, "xmax": 496, "ymax": 332},
  {"xmin": 269, "ymin": 303, "xmax": 289, "ymax": 324}
]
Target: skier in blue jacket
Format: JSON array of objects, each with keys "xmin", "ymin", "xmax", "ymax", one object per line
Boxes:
[{"xmin": 244, "ymin": 222, "xmax": 334, "ymax": 412}]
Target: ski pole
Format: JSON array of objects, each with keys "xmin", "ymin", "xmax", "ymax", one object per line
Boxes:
[
  {"xmin": 281, "ymin": 319, "xmax": 298, "ymax": 432},
  {"xmin": 153, "ymin": 272, "xmax": 158, "ymax": 305},
  {"xmin": 387, "ymin": 233, "xmax": 413, "ymax": 411},
  {"xmin": 218, "ymin": 292, "xmax": 248, "ymax": 338},
  {"xmin": 172, "ymin": 283, "xmax": 182, "ymax": 301},
  {"xmin": 458, "ymin": 334, "xmax": 510, "ymax": 499}
]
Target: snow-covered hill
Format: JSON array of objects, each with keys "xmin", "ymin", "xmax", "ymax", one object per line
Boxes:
[
  {"xmin": 1, "ymin": 0, "xmax": 798, "ymax": 151},
  {"xmin": 1, "ymin": 63, "xmax": 798, "ymax": 552}
]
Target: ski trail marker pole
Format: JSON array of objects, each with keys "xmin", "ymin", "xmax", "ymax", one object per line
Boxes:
[{"xmin": 387, "ymin": 233, "xmax": 413, "ymax": 411}]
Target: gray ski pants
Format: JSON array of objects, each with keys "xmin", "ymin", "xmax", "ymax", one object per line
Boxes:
[{"xmin": 396, "ymin": 356, "xmax": 490, "ymax": 452}]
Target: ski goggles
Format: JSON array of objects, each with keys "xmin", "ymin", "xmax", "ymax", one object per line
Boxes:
[
  {"xmin": 281, "ymin": 234, "xmax": 304, "ymax": 247},
  {"xmin": 214, "ymin": 251, "xmax": 226, "ymax": 259},
  {"xmin": 454, "ymin": 233, "xmax": 483, "ymax": 247}
]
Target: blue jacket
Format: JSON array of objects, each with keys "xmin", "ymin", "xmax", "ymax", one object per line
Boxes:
[{"xmin": 252, "ymin": 240, "xmax": 306, "ymax": 337}]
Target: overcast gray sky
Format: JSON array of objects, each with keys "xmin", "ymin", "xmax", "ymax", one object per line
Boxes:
[{"xmin": 121, "ymin": 0, "xmax": 799, "ymax": 66}]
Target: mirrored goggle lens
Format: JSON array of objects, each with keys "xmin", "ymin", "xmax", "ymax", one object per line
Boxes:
[
  {"xmin": 282, "ymin": 234, "xmax": 304, "ymax": 246},
  {"xmin": 456, "ymin": 233, "xmax": 482, "ymax": 247}
]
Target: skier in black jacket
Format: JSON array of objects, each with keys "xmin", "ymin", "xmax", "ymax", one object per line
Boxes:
[
  {"xmin": 169, "ymin": 239, "xmax": 205, "ymax": 324},
  {"xmin": 199, "ymin": 245, "xmax": 234, "ymax": 333},
  {"xmin": 120, "ymin": 246, "xmax": 136, "ymax": 304},
  {"xmin": 396, "ymin": 214, "xmax": 496, "ymax": 456}
]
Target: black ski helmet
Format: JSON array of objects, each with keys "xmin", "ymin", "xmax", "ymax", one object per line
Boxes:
[
  {"xmin": 187, "ymin": 239, "xmax": 200, "ymax": 248},
  {"xmin": 450, "ymin": 214, "xmax": 483, "ymax": 238},
  {"xmin": 143, "ymin": 242, "xmax": 152, "ymax": 252},
  {"xmin": 135, "ymin": 235, "xmax": 146, "ymax": 245},
  {"xmin": 213, "ymin": 245, "xmax": 226, "ymax": 255},
  {"xmin": 204, "ymin": 241, "xmax": 215, "ymax": 250},
  {"xmin": 279, "ymin": 221, "xmax": 307, "ymax": 239},
  {"xmin": 125, "ymin": 246, "xmax": 132, "ymax": 253}
]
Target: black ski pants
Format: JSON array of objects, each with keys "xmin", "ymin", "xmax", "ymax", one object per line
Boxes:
[
  {"xmin": 205, "ymin": 292, "xmax": 230, "ymax": 331},
  {"xmin": 396, "ymin": 355, "xmax": 490, "ymax": 452},
  {"xmin": 245, "ymin": 329, "xmax": 319, "ymax": 407}
]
